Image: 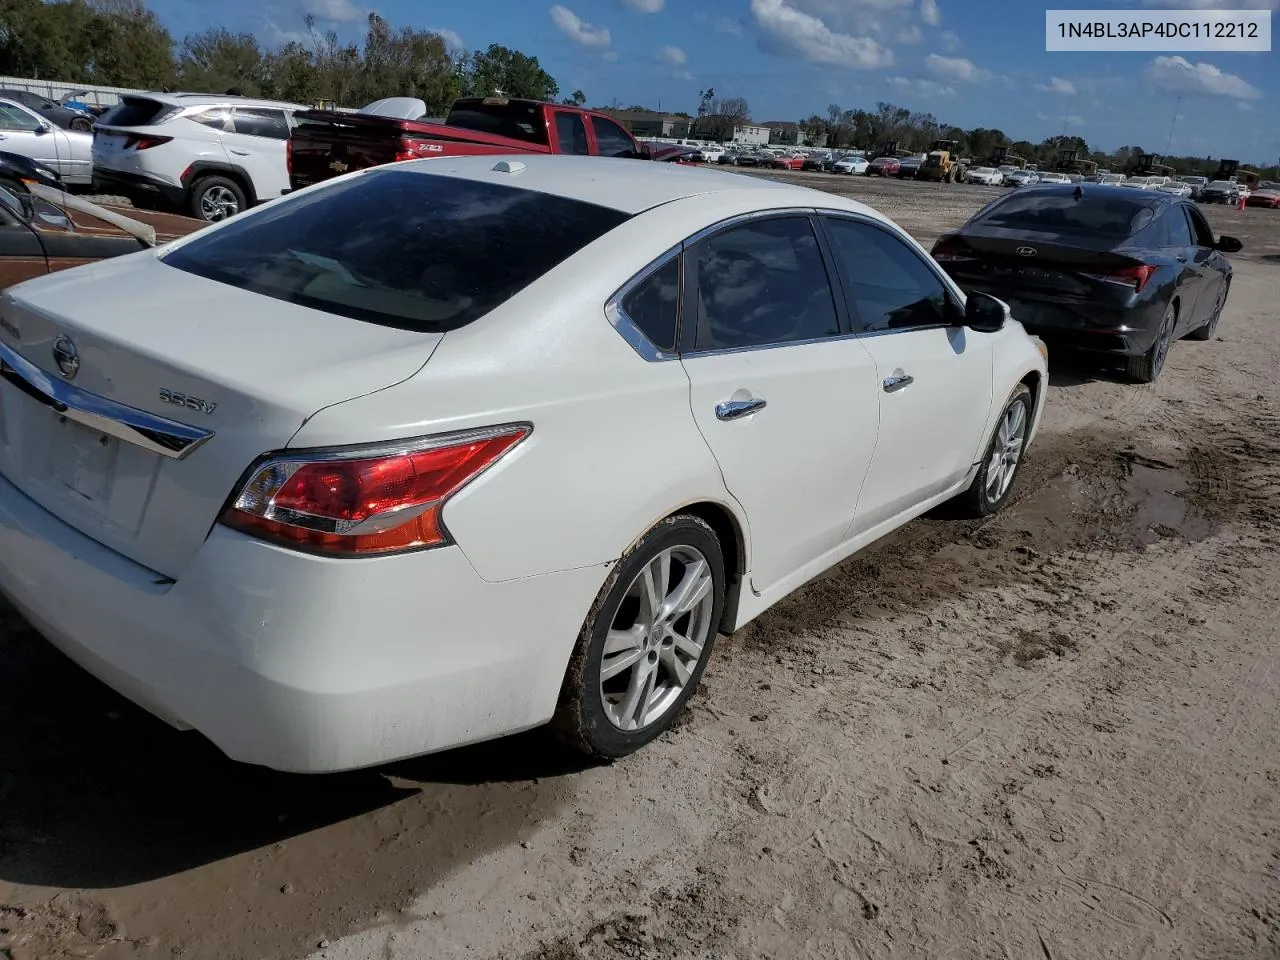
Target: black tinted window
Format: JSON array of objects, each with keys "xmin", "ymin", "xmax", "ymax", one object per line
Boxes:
[
  {"xmin": 98, "ymin": 96, "xmax": 168, "ymax": 127},
  {"xmin": 692, "ymin": 217, "xmax": 838, "ymax": 351},
  {"xmin": 232, "ymin": 108, "xmax": 289, "ymax": 139},
  {"xmin": 1163, "ymin": 207, "xmax": 1193, "ymax": 246},
  {"xmin": 163, "ymin": 171, "xmax": 629, "ymax": 333},
  {"xmin": 444, "ymin": 101, "xmax": 547, "ymax": 145},
  {"xmin": 555, "ymin": 111, "xmax": 589, "ymax": 156},
  {"xmin": 976, "ymin": 191, "xmax": 1156, "ymax": 238},
  {"xmin": 591, "ymin": 117, "xmax": 639, "ymax": 158},
  {"xmin": 823, "ymin": 218, "xmax": 950, "ymax": 332},
  {"xmin": 1185, "ymin": 206, "xmax": 1215, "ymax": 247},
  {"xmin": 620, "ymin": 258, "xmax": 679, "ymax": 351}
]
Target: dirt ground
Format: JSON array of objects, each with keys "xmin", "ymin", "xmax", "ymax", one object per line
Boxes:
[{"xmin": 2, "ymin": 174, "xmax": 1279, "ymax": 960}]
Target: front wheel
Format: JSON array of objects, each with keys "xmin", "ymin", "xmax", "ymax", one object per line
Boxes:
[
  {"xmin": 70, "ymin": 116, "xmax": 92, "ymax": 132},
  {"xmin": 554, "ymin": 515, "xmax": 725, "ymax": 759},
  {"xmin": 952, "ymin": 384, "xmax": 1032, "ymax": 518}
]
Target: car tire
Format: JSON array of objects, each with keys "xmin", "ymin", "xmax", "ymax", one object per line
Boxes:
[
  {"xmin": 70, "ymin": 116, "xmax": 92, "ymax": 132},
  {"xmin": 952, "ymin": 384, "xmax": 1033, "ymax": 519},
  {"xmin": 1126, "ymin": 299, "xmax": 1178, "ymax": 383},
  {"xmin": 553, "ymin": 514, "xmax": 725, "ymax": 760},
  {"xmin": 1187, "ymin": 280, "xmax": 1228, "ymax": 341},
  {"xmin": 189, "ymin": 175, "xmax": 247, "ymax": 222}
]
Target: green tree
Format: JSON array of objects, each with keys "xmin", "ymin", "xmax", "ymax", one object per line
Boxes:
[
  {"xmin": 465, "ymin": 44, "xmax": 557, "ymax": 100},
  {"xmin": 562, "ymin": 88, "xmax": 586, "ymax": 106},
  {"xmin": 178, "ymin": 28, "xmax": 266, "ymax": 96}
]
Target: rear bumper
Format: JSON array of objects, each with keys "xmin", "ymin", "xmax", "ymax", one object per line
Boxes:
[
  {"xmin": 91, "ymin": 168, "xmax": 186, "ymax": 208},
  {"xmin": 0, "ymin": 472, "xmax": 609, "ymax": 772},
  {"xmin": 957, "ymin": 284, "xmax": 1165, "ymax": 356}
]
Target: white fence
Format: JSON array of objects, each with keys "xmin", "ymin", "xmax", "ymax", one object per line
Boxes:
[{"xmin": 0, "ymin": 76, "xmax": 144, "ymax": 108}]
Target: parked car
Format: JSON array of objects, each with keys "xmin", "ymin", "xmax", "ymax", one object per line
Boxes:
[
  {"xmin": 0, "ymin": 88, "xmax": 95, "ymax": 132},
  {"xmin": 1003, "ymin": 170, "xmax": 1040, "ymax": 187},
  {"xmin": 1179, "ymin": 175, "xmax": 1208, "ymax": 200},
  {"xmin": 1154, "ymin": 181, "xmax": 1193, "ymax": 198},
  {"xmin": 996, "ymin": 165, "xmax": 1020, "ymax": 182},
  {"xmin": 0, "ymin": 156, "xmax": 1048, "ymax": 771},
  {"xmin": 1199, "ymin": 180, "xmax": 1240, "ymax": 204},
  {"xmin": 289, "ymin": 96, "xmax": 648, "ymax": 192},
  {"xmin": 92, "ymin": 92, "xmax": 307, "ymax": 222},
  {"xmin": 1245, "ymin": 188, "xmax": 1280, "ymax": 209},
  {"xmin": 895, "ymin": 156, "xmax": 924, "ymax": 179},
  {"xmin": 698, "ymin": 146, "xmax": 725, "ymax": 165},
  {"xmin": 964, "ymin": 166, "xmax": 1004, "ymax": 186},
  {"xmin": 59, "ymin": 91, "xmax": 109, "ymax": 118},
  {"xmin": 0, "ymin": 150, "xmax": 63, "ymax": 192},
  {"xmin": 932, "ymin": 184, "xmax": 1239, "ymax": 383},
  {"xmin": 866, "ymin": 156, "xmax": 901, "ymax": 177},
  {"xmin": 0, "ymin": 98, "xmax": 92, "ymax": 186},
  {"xmin": 771, "ymin": 152, "xmax": 807, "ymax": 171},
  {"xmin": 1036, "ymin": 172, "xmax": 1072, "ymax": 185},
  {"xmin": 832, "ymin": 154, "xmax": 869, "ymax": 175},
  {"xmin": 0, "ymin": 179, "xmax": 203, "ymax": 287},
  {"xmin": 802, "ymin": 152, "xmax": 829, "ymax": 171}
]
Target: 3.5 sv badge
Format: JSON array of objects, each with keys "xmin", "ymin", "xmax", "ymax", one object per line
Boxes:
[{"xmin": 159, "ymin": 387, "xmax": 217, "ymax": 415}]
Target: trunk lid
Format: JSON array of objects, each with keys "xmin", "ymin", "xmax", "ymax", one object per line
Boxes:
[
  {"xmin": 937, "ymin": 230, "xmax": 1145, "ymax": 300},
  {"xmin": 0, "ymin": 252, "xmax": 439, "ymax": 577},
  {"xmin": 289, "ymin": 111, "xmax": 551, "ymax": 189}
]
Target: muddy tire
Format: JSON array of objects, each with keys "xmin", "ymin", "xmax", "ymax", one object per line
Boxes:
[
  {"xmin": 1187, "ymin": 280, "xmax": 1228, "ymax": 341},
  {"xmin": 952, "ymin": 384, "xmax": 1033, "ymax": 519},
  {"xmin": 1126, "ymin": 299, "xmax": 1178, "ymax": 383},
  {"xmin": 553, "ymin": 515, "xmax": 725, "ymax": 760}
]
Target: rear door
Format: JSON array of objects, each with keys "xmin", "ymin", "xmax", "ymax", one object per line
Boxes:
[
  {"xmin": 820, "ymin": 214, "xmax": 993, "ymax": 531},
  {"xmin": 1161, "ymin": 204, "xmax": 1207, "ymax": 334},
  {"xmin": 1183, "ymin": 203, "xmax": 1228, "ymax": 329},
  {"xmin": 552, "ymin": 110, "xmax": 590, "ymax": 155},
  {"xmin": 228, "ymin": 107, "xmax": 292, "ymax": 199},
  {"xmin": 679, "ymin": 214, "xmax": 881, "ymax": 594}
]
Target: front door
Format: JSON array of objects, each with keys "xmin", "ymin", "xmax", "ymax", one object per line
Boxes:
[
  {"xmin": 819, "ymin": 214, "xmax": 995, "ymax": 532},
  {"xmin": 680, "ymin": 214, "xmax": 880, "ymax": 594},
  {"xmin": 0, "ymin": 103, "xmax": 58, "ymax": 171}
]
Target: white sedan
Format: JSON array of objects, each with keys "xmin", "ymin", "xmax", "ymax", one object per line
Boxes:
[
  {"xmin": 832, "ymin": 154, "xmax": 869, "ymax": 174},
  {"xmin": 964, "ymin": 166, "xmax": 1003, "ymax": 185},
  {"xmin": 1154, "ymin": 181, "xmax": 1193, "ymax": 198},
  {"xmin": 0, "ymin": 156, "xmax": 1048, "ymax": 771},
  {"xmin": 0, "ymin": 97, "xmax": 93, "ymax": 185}
]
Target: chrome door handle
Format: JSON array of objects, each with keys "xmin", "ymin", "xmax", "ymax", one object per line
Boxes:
[
  {"xmin": 715, "ymin": 398, "xmax": 767, "ymax": 421},
  {"xmin": 882, "ymin": 373, "xmax": 914, "ymax": 393}
]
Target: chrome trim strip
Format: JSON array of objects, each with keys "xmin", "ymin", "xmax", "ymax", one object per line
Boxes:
[{"xmin": 0, "ymin": 340, "xmax": 214, "ymax": 460}]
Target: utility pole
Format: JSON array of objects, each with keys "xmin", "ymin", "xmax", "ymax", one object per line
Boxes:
[{"xmin": 1165, "ymin": 95, "xmax": 1183, "ymax": 155}]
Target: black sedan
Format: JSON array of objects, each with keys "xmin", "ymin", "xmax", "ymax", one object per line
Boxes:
[
  {"xmin": 0, "ymin": 88, "xmax": 94, "ymax": 131},
  {"xmin": 932, "ymin": 184, "xmax": 1241, "ymax": 382}
]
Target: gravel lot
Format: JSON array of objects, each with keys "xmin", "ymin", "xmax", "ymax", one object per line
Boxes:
[{"xmin": 2, "ymin": 173, "xmax": 1279, "ymax": 960}]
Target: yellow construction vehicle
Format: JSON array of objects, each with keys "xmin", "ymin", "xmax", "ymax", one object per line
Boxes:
[{"xmin": 918, "ymin": 139, "xmax": 967, "ymax": 183}]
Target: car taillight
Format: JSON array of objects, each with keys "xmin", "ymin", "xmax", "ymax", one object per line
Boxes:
[
  {"xmin": 931, "ymin": 236, "xmax": 977, "ymax": 263},
  {"xmin": 1082, "ymin": 264, "xmax": 1156, "ymax": 293},
  {"xmin": 124, "ymin": 135, "xmax": 172, "ymax": 150},
  {"xmin": 285, "ymin": 136, "xmax": 292, "ymax": 175},
  {"xmin": 219, "ymin": 424, "xmax": 530, "ymax": 556}
]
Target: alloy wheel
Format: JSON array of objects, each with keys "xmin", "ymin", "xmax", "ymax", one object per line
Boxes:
[
  {"xmin": 599, "ymin": 545, "xmax": 715, "ymax": 732},
  {"xmin": 200, "ymin": 186, "xmax": 240, "ymax": 221},
  {"xmin": 985, "ymin": 399, "xmax": 1027, "ymax": 504}
]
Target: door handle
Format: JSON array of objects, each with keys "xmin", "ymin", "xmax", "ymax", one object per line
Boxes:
[
  {"xmin": 1175, "ymin": 254, "xmax": 1187, "ymax": 263},
  {"xmin": 229, "ymin": 149, "xmax": 250, "ymax": 156},
  {"xmin": 715, "ymin": 398, "xmax": 767, "ymax": 421},
  {"xmin": 882, "ymin": 372, "xmax": 914, "ymax": 393}
]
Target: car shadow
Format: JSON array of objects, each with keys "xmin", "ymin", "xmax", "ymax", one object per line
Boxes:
[
  {"xmin": 0, "ymin": 604, "xmax": 591, "ymax": 891},
  {"xmin": 1044, "ymin": 348, "xmax": 1131, "ymax": 387}
]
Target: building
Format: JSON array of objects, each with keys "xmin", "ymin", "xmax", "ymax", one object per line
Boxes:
[
  {"xmin": 732, "ymin": 124, "xmax": 771, "ymax": 146},
  {"xmin": 604, "ymin": 109, "xmax": 692, "ymax": 139},
  {"xmin": 762, "ymin": 121, "xmax": 812, "ymax": 146}
]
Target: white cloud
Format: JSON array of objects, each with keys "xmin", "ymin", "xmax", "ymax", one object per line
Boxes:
[
  {"xmin": 715, "ymin": 16, "xmax": 745, "ymax": 36},
  {"xmin": 887, "ymin": 76, "xmax": 955, "ymax": 99},
  {"xmin": 897, "ymin": 24, "xmax": 922, "ymax": 43},
  {"xmin": 924, "ymin": 53, "xmax": 986, "ymax": 82},
  {"xmin": 1143, "ymin": 56, "xmax": 1263, "ymax": 99},
  {"xmin": 938, "ymin": 29, "xmax": 960, "ymax": 51},
  {"xmin": 921, "ymin": 0, "xmax": 941, "ymax": 26},
  {"xmin": 750, "ymin": 0, "xmax": 894, "ymax": 69},
  {"xmin": 1036, "ymin": 76, "xmax": 1077, "ymax": 96},
  {"xmin": 658, "ymin": 45, "xmax": 687, "ymax": 66},
  {"xmin": 264, "ymin": 20, "xmax": 310, "ymax": 44},
  {"xmin": 304, "ymin": 0, "xmax": 365, "ymax": 22},
  {"xmin": 602, "ymin": 50, "xmax": 620, "ymax": 62},
  {"xmin": 622, "ymin": 0, "xmax": 664, "ymax": 11},
  {"xmin": 1035, "ymin": 111, "xmax": 1086, "ymax": 127},
  {"xmin": 1238, "ymin": 101, "xmax": 1253, "ymax": 111},
  {"xmin": 432, "ymin": 28, "xmax": 464, "ymax": 52},
  {"xmin": 549, "ymin": 5, "xmax": 612, "ymax": 47}
]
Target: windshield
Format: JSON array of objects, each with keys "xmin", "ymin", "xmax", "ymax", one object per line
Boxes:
[
  {"xmin": 443, "ymin": 100, "xmax": 548, "ymax": 145},
  {"xmin": 974, "ymin": 192, "xmax": 1157, "ymax": 238},
  {"xmin": 162, "ymin": 171, "xmax": 630, "ymax": 333}
]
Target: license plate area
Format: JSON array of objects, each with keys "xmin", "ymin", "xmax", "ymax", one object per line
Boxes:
[{"xmin": 48, "ymin": 415, "xmax": 119, "ymax": 504}]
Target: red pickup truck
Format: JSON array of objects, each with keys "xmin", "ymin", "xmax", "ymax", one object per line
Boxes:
[{"xmin": 288, "ymin": 96, "xmax": 660, "ymax": 190}]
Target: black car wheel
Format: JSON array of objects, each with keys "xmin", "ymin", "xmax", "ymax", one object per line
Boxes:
[
  {"xmin": 70, "ymin": 116, "xmax": 92, "ymax": 132},
  {"xmin": 1127, "ymin": 300, "xmax": 1178, "ymax": 383},
  {"xmin": 1187, "ymin": 279, "xmax": 1229, "ymax": 341}
]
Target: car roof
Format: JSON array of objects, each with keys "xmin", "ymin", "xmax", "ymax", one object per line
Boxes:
[
  {"xmin": 127, "ymin": 91, "xmax": 306, "ymax": 111},
  {"xmin": 387, "ymin": 154, "xmax": 879, "ymax": 217},
  {"xmin": 1011, "ymin": 183, "xmax": 1174, "ymax": 205}
]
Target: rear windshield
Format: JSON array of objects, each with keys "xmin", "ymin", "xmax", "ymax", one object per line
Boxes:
[
  {"xmin": 97, "ymin": 96, "xmax": 168, "ymax": 127},
  {"xmin": 973, "ymin": 191, "xmax": 1156, "ymax": 238},
  {"xmin": 444, "ymin": 100, "xmax": 548, "ymax": 145},
  {"xmin": 161, "ymin": 171, "xmax": 629, "ymax": 333}
]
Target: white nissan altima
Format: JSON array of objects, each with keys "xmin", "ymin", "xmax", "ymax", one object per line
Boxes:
[{"xmin": 0, "ymin": 155, "xmax": 1047, "ymax": 772}]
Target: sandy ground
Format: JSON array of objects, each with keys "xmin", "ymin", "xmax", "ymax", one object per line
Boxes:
[{"xmin": 2, "ymin": 174, "xmax": 1279, "ymax": 960}]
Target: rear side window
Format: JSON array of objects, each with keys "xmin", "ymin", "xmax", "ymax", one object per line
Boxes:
[
  {"xmin": 620, "ymin": 258, "xmax": 679, "ymax": 351},
  {"xmin": 189, "ymin": 107, "xmax": 230, "ymax": 131},
  {"xmin": 232, "ymin": 108, "xmax": 290, "ymax": 139},
  {"xmin": 444, "ymin": 101, "xmax": 548, "ymax": 146},
  {"xmin": 554, "ymin": 111, "xmax": 589, "ymax": 156},
  {"xmin": 974, "ymin": 192, "xmax": 1156, "ymax": 238},
  {"xmin": 98, "ymin": 96, "xmax": 169, "ymax": 127},
  {"xmin": 161, "ymin": 171, "xmax": 630, "ymax": 333},
  {"xmin": 1162, "ymin": 208, "xmax": 1194, "ymax": 246}
]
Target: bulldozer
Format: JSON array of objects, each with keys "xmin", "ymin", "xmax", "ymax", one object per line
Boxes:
[
  {"xmin": 1054, "ymin": 148, "xmax": 1097, "ymax": 178},
  {"xmin": 877, "ymin": 140, "xmax": 918, "ymax": 159},
  {"xmin": 1211, "ymin": 158, "xmax": 1239, "ymax": 182},
  {"xmin": 917, "ymin": 139, "xmax": 967, "ymax": 183},
  {"xmin": 990, "ymin": 146, "xmax": 1027, "ymax": 170},
  {"xmin": 1126, "ymin": 153, "xmax": 1176, "ymax": 178}
]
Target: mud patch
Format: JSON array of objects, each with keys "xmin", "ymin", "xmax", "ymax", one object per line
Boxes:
[
  {"xmin": 994, "ymin": 627, "xmax": 1080, "ymax": 667},
  {"xmin": 1116, "ymin": 451, "xmax": 1216, "ymax": 546}
]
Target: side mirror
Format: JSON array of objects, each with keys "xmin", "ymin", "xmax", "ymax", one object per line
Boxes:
[
  {"xmin": 1215, "ymin": 235, "xmax": 1242, "ymax": 253},
  {"xmin": 34, "ymin": 122, "xmax": 50, "ymax": 135},
  {"xmin": 964, "ymin": 291, "xmax": 1011, "ymax": 333},
  {"xmin": 638, "ymin": 142, "xmax": 652, "ymax": 160}
]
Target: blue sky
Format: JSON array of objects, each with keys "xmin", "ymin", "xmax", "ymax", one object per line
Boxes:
[{"xmin": 154, "ymin": 0, "xmax": 1278, "ymax": 162}]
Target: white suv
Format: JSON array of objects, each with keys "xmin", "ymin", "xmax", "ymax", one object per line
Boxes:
[{"xmin": 92, "ymin": 92, "xmax": 306, "ymax": 221}]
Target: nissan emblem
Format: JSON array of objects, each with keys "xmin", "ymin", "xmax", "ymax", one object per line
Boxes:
[{"xmin": 52, "ymin": 336, "xmax": 79, "ymax": 380}]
